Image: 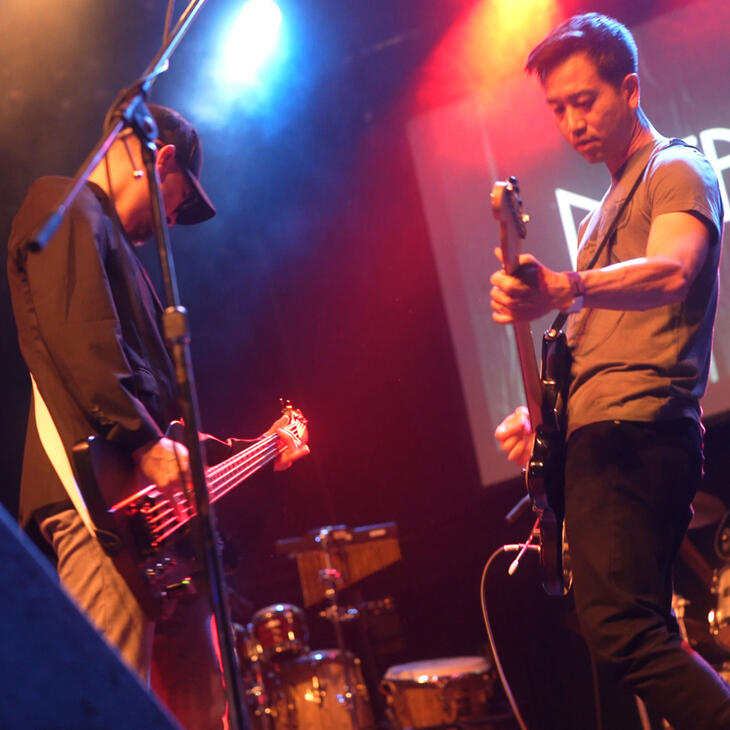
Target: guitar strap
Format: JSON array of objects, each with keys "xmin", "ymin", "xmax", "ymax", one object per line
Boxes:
[
  {"xmin": 550, "ymin": 137, "xmax": 690, "ymax": 333},
  {"xmin": 30, "ymin": 374, "xmax": 95, "ymax": 537}
]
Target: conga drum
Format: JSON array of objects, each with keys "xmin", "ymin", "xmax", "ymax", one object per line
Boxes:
[{"xmin": 381, "ymin": 656, "xmax": 494, "ymax": 729}]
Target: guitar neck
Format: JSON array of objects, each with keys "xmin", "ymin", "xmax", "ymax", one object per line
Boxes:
[
  {"xmin": 512, "ymin": 321, "xmax": 543, "ymax": 429},
  {"xmin": 207, "ymin": 434, "xmax": 282, "ymax": 501},
  {"xmin": 144, "ymin": 433, "xmax": 285, "ymax": 546},
  {"xmin": 492, "ymin": 180, "xmax": 542, "ymax": 428}
]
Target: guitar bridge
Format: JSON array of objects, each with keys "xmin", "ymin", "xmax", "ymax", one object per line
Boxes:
[{"xmin": 122, "ymin": 498, "xmax": 160, "ymax": 557}]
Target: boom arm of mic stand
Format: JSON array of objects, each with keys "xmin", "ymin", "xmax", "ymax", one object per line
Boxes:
[
  {"xmin": 27, "ymin": 0, "xmax": 208, "ymax": 252},
  {"xmin": 28, "ymin": 118, "xmax": 124, "ymax": 251}
]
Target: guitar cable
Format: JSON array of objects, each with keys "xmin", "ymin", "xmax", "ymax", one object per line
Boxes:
[{"xmin": 480, "ymin": 522, "xmax": 541, "ymax": 730}]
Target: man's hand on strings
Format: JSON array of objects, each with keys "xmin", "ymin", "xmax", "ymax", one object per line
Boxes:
[
  {"xmin": 490, "ymin": 248, "xmax": 573, "ymax": 322},
  {"xmin": 134, "ymin": 437, "xmax": 189, "ymax": 519},
  {"xmin": 263, "ymin": 412, "xmax": 310, "ymax": 471},
  {"xmin": 495, "ymin": 406, "xmax": 533, "ymax": 469}
]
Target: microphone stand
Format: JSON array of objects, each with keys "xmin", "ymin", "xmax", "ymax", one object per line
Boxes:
[{"xmin": 28, "ymin": 3, "xmax": 251, "ymax": 730}]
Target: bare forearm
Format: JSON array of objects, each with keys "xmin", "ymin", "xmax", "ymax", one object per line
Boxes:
[
  {"xmin": 490, "ymin": 211, "xmax": 710, "ymax": 323},
  {"xmin": 575, "ymin": 256, "xmax": 690, "ymax": 311}
]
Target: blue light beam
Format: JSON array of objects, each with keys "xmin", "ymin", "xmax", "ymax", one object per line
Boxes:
[{"xmin": 223, "ymin": 0, "xmax": 283, "ymax": 85}]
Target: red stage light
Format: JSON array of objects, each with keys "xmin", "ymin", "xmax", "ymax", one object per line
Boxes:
[{"xmin": 414, "ymin": 0, "xmax": 561, "ymax": 111}]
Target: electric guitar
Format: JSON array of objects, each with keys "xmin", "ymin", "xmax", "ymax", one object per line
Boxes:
[
  {"xmin": 72, "ymin": 404, "xmax": 307, "ymax": 618},
  {"xmin": 491, "ymin": 177, "xmax": 572, "ymax": 596}
]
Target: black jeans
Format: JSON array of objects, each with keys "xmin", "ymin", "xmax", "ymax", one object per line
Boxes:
[{"xmin": 565, "ymin": 419, "xmax": 730, "ymax": 730}]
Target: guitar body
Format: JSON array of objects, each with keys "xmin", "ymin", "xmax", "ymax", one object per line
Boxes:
[
  {"xmin": 528, "ymin": 328, "xmax": 570, "ymax": 595},
  {"xmin": 72, "ymin": 435, "xmax": 195, "ymax": 619},
  {"xmin": 491, "ymin": 179, "xmax": 572, "ymax": 596}
]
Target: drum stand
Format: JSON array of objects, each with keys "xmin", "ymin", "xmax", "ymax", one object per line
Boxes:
[
  {"xmin": 247, "ymin": 655, "xmax": 275, "ymax": 730},
  {"xmin": 316, "ymin": 527, "xmax": 363, "ymax": 730}
]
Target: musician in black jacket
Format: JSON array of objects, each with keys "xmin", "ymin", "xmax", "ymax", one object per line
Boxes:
[
  {"xmin": 490, "ymin": 14, "xmax": 730, "ymax": 730},
  {"xmin": 7, "ymin": 104, "xmax": 308, "ymax": 728}
]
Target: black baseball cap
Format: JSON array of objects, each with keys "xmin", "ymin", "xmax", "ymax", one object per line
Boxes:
[{"xmin": 148, "ymin": 104, "xmax": 216, "ymax": 225}]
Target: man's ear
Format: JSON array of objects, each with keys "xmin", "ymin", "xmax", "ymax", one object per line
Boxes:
[
  {"xmin": 155, "ymin": 144, "xmax": 178, "ymax": 178},
  {"xmin": 622, "ymin": 73, "xmax": 640, "ymax": 110}
]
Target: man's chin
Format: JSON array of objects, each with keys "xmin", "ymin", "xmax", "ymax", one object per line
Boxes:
[
  {"xmin": 126, "ymin": 226, "xmax": 153, "ymax": 246},
  {"xmin": 575, "ymin": 146, "xmax": 605, "ymax": 163}
]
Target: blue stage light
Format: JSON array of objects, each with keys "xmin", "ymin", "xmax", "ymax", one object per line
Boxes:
[{"xmin": 223, "ymin": 0, "xmax": 283, "ymax": 85}]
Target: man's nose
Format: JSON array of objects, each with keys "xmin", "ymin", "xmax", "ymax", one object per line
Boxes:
[{"xmin": 566, "ymin": 107, "xmax": 586, "ymax": 135}]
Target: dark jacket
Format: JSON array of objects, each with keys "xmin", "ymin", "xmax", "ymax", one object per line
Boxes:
[{"xmin": 7, "ymin": 177, "xmax": 178, "ymax": 526}]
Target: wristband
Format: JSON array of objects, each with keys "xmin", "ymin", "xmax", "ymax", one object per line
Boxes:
[{"xmin": 564, "ymin": 271, "xmax": 585, "ymax": 314}]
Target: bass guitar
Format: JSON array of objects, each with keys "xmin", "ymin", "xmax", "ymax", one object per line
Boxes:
[
  {"xmin": 491, "ymin": 177, "xmax": 572, "ymax": 596},
  {"xmin": 72, "ymin": 404, "xmax": 307, "ymax": 617}
]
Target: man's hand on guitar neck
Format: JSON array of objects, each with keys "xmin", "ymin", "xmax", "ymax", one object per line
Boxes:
[
  {"xmin": 495, "ymin": 406, "xmax": 533, "ymax": 469},
  {"xmin": 262, "ymin": 412, "xmax": 310, "ymax": 472},
  {"xmin": 490, "ymin": 248, "xmax": 574, "ymax": 323}
]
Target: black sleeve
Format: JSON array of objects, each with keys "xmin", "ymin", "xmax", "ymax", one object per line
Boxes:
[{"xmin": 8, "ymin": 180, "xmax": 163, "ymax": 452}]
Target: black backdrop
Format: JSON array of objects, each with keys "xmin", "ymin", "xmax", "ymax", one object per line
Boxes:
[{"xmin": 2, "ymin": 1, "xmax": 729, "ymax": 727}]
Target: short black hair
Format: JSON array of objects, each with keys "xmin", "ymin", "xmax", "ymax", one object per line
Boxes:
[{"xmin": 525, "ymin": 13, "xmax": 638, "ymax": 87}]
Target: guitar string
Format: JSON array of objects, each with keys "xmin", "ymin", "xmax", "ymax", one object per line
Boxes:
[
  {"xmin": 144, "ymin": 436, "xmax": 278, "ymax": 521},
  {"xmin": 151, "ymin": 448, "xmax": 282, "ymax": 544},
  {"xmin": 149, "ymin": 446, "xmax": 281, "ymax": 539},
  {"xmin": 145, "ymin": 422, "xmax": 304, "ymax": 544},
  {"xmin": 140, "ymin": 423, "xmax": 302, "ymax": 520}
]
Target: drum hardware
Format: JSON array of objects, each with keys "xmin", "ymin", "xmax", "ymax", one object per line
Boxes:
[
  {"xmin": 246, "ymin": 657, "xmax": 276, "ymax": 730},
  {"xmin": 320, "ymin": 605, "xmax": 360, "ymax": 622},
  {"xmin": 275, "ymin": 522, "xmax": 403, "ymax": 725},
  {"xmin": 714, "ymin": 510, "xmax": 730, "ymax": 559},
  {"xmin": 275, "ymin": 522, "xmax": 401, "ymax": 608},
  {"xmin": 318, "ymin": 596, "xmax": 398, "ymax": 622},
  {"xmin": 315, "ymin": 527, "xmax": 365, "ymax": 730},
  {"xmin": 676, "ymin": 534, "xmax": 719, "ymax": 653},
  {"xmin": 709, "ymin": 565, "xmax": 730, "ymax": 651}
]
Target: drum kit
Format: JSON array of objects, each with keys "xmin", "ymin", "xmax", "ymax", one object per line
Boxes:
[
  {"xmin": 236, "ymin": 602, "xmax": 375, "ymax": 730},
  {"xmin": 233, "ymin": 522, "xmax": 498, "ymax": 730}
]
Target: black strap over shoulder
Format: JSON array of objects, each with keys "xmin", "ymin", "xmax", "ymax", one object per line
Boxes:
[{"xmin": 550, "ymin": 137, "xmax": 688, "ymax": 332}]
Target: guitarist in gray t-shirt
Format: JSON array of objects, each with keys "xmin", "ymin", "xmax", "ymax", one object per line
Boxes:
[{"xmin": 491, "ymin": 14, "xmax": 728, "ymax": 730}]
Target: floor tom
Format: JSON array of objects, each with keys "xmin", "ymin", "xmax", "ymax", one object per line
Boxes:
[{"xmin": 265, "ymin": 649, "xmax": 375, "ymax": 730}]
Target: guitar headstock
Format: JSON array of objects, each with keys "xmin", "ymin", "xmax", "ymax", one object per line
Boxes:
[
  {"xmin": 491, "ymin": 176, "xmax": 529, "ymax": 275},
  {"xmin": 280, "ymin": 399, "xmax": 308, "ymax": 441}
]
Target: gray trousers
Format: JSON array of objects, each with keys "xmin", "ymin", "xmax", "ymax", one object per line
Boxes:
[
  {"xmin": 40, "ymin": 509, "xmax": 154, "ymax": 678},
  {"xmin": 40, "ymin": 509, "xmax": 227, "ymax": 730}
]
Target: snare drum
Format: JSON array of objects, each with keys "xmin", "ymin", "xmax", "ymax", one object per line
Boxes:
[
  {"xmin": 249, "ymin": 604, "xmax": 310, "ymax": 663},
  {"xmin": 381, "ymin": 656, "xmax": 494, "ymax": 729},
  {"xmin": 265, "ymin": 649, "xmax": 375, "ymax": 730}
]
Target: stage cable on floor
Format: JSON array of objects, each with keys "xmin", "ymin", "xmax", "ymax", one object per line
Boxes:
[{"xmin": 480, "ymin": 519, "xmax": 541, "ymax": 730}]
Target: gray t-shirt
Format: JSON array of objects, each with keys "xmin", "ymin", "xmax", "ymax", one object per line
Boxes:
[{"xmin": 566, "ymin": 138, "xmax": 724, "ymax": 436}]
